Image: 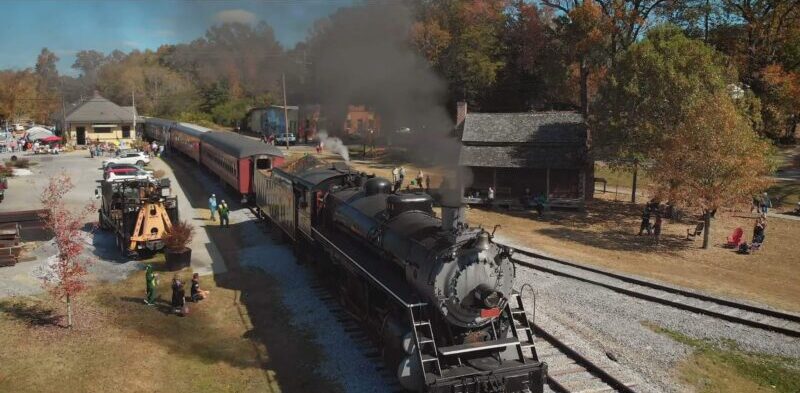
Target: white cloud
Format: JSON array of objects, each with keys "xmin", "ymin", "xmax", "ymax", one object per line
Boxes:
[
  {"xmin": 122, "ymin": 40, "xmax": 142, "ymax": 48},
  {"xmin": 153, "ymin": 29, "xmax": 175, "ymax": 37},
  {"xmin": 213, "ymin": 9, "xmax": 257, "ymax": 25}
]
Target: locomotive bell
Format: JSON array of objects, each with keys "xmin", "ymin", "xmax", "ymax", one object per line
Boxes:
[{"xmin": 476, "ymin": 231, "xmax": 490, "ymax": 250}]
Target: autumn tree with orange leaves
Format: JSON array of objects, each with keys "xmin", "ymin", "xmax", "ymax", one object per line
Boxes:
[
  {"xmin": 649, "ymin": 92, "xmax": 774, "ymax": 249},
  {"xmin": 36, "ymin": 173, "xmax": 96, "ymax": 328}
]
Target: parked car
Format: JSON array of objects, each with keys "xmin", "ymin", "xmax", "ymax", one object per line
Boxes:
[
  {"xmin": 115, "ymin": 148, "xmax": 139, "ymax": 157},
  {"xmin": 103, "ymin": 163, "xmax": 151, "ymax": 180},
  {"xmin": 274, "ymin": 133, "xmax": 297, "ymax": 145},
  {"xmin": 102, "ymin": 151, "xmax": 150, "ymax": 168},
  {"xmin": 105, "ymin": 169, "xmax": 153, "ymax": 182}
]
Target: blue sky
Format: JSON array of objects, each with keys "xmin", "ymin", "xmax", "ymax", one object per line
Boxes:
[{"xmin": 1, "ymin": 0, "xmax": 353, "ymax": 75}]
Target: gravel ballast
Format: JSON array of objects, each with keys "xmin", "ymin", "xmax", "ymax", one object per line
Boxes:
[
  {"xmin": 505, "ymin": 239, "xmax": 800, "ymax": 393},
  {"xmin": 231, "ymin": 208, "xmax": 392, "ymax": 393}
]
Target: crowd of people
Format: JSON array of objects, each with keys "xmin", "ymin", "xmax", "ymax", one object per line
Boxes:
[
  {"xmin": 390, "ymin": 166, "xmax": 430, "ymax": 193},
  {"xmin": 4, "ymin": 138, "xmax": 62, "ymax": 154},
  {"xmin": 635, "ymin": 193, "xmax": 774, "ymax": 251},
  {"xmin": 144, "ymin": 265, "xmax": 209, "ymax": 316}
]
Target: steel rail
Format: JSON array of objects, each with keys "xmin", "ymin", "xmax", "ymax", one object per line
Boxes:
[
  {"xmin": 504, "ymin": 244, "xmax": 800, "ymax": 337},
  {"xmin": 534, "ymin": 322, "xmax": 637, "ymax": 393}
]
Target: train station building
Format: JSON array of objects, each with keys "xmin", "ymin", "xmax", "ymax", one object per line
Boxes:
[
  {"xmin": 59, "ymin": 93, "xmax": 137, "ymax": 146},
  {"xmin": 456, "ymin": 102, "xmax": 593, "ymax": 207}
]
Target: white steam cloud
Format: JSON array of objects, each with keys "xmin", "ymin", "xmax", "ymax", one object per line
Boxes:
[{"xmin": 318, "ymin": 131, "xmax": 349, "ymax": 162}]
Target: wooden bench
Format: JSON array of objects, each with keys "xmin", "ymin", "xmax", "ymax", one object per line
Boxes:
[
  {"xmin": 594, "ymin": 177, "xmax": 608, "ymax": 193},
  {"xmin": 686, "ymin": 222, "xmax": 705, "ymax": 240}
]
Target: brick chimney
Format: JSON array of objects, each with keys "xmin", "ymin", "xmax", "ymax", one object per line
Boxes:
[{"xmin": 456, "ymin": 101, "xmax": 467, "ymax": 128}]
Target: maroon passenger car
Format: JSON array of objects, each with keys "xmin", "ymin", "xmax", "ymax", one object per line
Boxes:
[{"xmin": 199, "ymin": 131, "xmax": 285, "ymax": 200}]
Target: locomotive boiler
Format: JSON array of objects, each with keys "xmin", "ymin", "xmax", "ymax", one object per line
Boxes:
[
  {"xmin": 255, "ymin": 156, "xmax": 547, "ymax": 393},
  {"xmin": 329, "ymin": 178, "xmax": 516, "ymax": 329}
]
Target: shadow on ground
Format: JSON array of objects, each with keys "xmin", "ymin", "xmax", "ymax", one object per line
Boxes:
[
  {"xmin": 474, "ymin": 198, "xmax": 699, "ymax": 255},
  {"xmin": 0, "ymin": 299, "xmax": 63, "ymax": 327},
  {"xmin": 111, "ymin": 152, "xmax": 343, "ymax": 392}
]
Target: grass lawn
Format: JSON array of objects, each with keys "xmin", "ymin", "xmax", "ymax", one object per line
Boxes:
[
  {"xmin": 644, "ymin": 322, "xmax": 800, "ymax": 393},
  {"xmin": 0, "ymin": 265, "xmax": 339, "ymax": 393}
]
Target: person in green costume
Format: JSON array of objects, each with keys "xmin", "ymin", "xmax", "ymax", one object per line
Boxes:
[{"xmin": 144, "ymin": 264, "xmax": 157, "ymax": 305}]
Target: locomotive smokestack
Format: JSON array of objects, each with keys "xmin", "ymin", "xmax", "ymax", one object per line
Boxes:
[{"xmin": 441, "ymin": 168, "xmax": 467, "ymax": 233}]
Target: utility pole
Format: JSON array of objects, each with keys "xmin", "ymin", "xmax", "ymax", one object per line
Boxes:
[
  {"xmin": 131, "ymin": 90, "xmax": 136, "ymax": 139},
  {"xmin": 282, "ymin": 73, "xmax": 289, "ymax": 150}
]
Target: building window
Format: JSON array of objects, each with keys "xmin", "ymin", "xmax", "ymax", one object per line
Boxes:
[
  {"xmin": 93, "ymin": 126, "xmax": 113, "ymax": 133},
  {"xmin": 122, "ymin": 125, "xmax": 131, "ymax": 138}
]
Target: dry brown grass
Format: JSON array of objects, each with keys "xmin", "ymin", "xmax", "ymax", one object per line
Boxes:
[
  {"xmin": 468, "ymin": 195, "xmax": 800, "ymax": 312},
  {"xmin": 0, "ymin": 267, "xmax": 340, "ymax": 393}
]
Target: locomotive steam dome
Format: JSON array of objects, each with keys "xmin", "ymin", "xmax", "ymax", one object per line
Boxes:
[{"xmin": 364, "ymin": 177, "xmax": 391, "ymax": 196}]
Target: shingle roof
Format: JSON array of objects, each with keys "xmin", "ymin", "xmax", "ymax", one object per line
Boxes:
[
  {"xmin": 65, "ymin": 95, "xmax": 136, "ymax": 123},
  {"xmin": 461, "ymin": 112, "xmax": 585, "ymax": 144},
  {"xmin": 459, "ymin": 145, "xmax": 587, "ymax": 169},
  {"xmin": 200, "ymin": 131, "xmax": 285, "ymax": 159}
]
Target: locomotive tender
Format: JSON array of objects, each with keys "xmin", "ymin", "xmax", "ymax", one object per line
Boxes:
[{"xmin": 256, "ymin": 156, "xmax": 547, "ymax": 392}]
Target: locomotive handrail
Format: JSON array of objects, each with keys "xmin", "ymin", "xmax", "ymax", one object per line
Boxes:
[{"xmin": 312, "ymin": 228, "xmax": 426, "ymax": 308}]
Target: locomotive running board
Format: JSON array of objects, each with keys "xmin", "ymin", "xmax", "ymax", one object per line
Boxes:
[{"xmin": 312, "ymin": 228, "xmax": 425, "ymax": 308}]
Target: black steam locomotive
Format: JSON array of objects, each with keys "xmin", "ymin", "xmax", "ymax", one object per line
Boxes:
[{"xmin": 255, "ymin": 156, "xmax": 547, "ymax": 392}]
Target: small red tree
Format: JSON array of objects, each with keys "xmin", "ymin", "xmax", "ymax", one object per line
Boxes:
[{"xmin": 36, "ymin": 172, "xmax": 95, "ymax": 328}]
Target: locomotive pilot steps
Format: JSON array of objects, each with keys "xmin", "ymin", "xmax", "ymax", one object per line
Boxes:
[{"xmin": 255, "ymin": 156, "xmax": 547, "ymax": 393}]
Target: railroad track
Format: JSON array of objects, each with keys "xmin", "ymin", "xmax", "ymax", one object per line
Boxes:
[
  {"xmin": 534, "ymin": 322, "xmax": 638, "ymax": 393},
  {"xmin": 505, "ymin": 244, "xmax": 800, "ymax": 337},
  {"xmin": 309, "ymin": 282, "xmax": 404, "ymax": 393}
]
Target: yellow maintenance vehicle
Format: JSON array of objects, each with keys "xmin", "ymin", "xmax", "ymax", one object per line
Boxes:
[{"xmin": 96, "ymin": 177, "xmax": 178, "ymax": 257}]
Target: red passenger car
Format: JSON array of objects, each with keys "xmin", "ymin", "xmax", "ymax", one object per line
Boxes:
[
  {"xmin": 169, "ymin": 123, "xmax": 210, "ymax": 162},
  {"xmin": 199, "ymin": 131, "xmax": 285, "ymax": 199}
]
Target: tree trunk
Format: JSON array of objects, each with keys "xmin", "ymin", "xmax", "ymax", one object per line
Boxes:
[
  {"xmin": 631, "ymin": 163, "xmax": 638, "ymax": 204},
  {"xmin": 702, "ymin": 210, "xmax": 711, "ymax": 250},
  {"xmin": 580, "ymin": 57, "xmax": 589, "ymax": 117},
  {"xmin": 703, "ymin": 0, "xmax": 710, "ymax": 43},
  {"xmin": 66, "ymin": 293, "xmax": 72, "ymax": 329}
]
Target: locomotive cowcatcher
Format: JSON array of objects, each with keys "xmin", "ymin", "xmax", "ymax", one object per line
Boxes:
[{"xmin": 255, "ymin": 156, "xmax": 547, "ymax": 393}]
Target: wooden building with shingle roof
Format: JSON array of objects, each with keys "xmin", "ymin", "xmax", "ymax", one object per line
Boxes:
[
  {"xmin": 456, "ymin": 102, "xmax": 592, "ymax": 206},
  {"xmin": 59, "ymin": 93, "xmax": 137, "ymax": 146}
]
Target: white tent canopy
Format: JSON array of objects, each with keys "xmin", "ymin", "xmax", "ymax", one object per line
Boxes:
[{"xmin": 24, "ymin": 126, "xmax": 54, "ymax": 141}]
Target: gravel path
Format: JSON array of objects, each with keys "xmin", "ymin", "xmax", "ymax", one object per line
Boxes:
[
  {"xmin": 506, "ymin": 239, "xmax": 800, "ymax": 392},
  {"xmin": 235, "ymin": 215, "xmax": 392, "ymax": 393}
]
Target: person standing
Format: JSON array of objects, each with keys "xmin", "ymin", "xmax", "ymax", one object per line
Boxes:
[
  {"xmin": 638, "ymin": 204, "xmax": 652, "ymax": 236},
  {"xmin": 208, "ymin": 194, "xmax": 218, "ymax": 221},
  {"xmin": 144, "ymin": 264, "xmax": 157, "ymax": 306},
  {"xmin": 416, "ymin": 170, "xmax": 425, "ymax": 191},
  {"xmin": 171, "ymin": 275, "xmax": 186, "ymax": 315},
  {"xmin": 653, "ymin": 207, "xmax": 663, "ymax": 244},
  {"xmin": 391, "ymin": 167, "xmax": 400, "ymax": 192},
  {"xmin": 760, "ymin": 192, "xmax": 772, "ymax": 214},
  {"xmin": 158, "ymin": 144, "xmax": 164, "ymax": 157},
  {"xmin": 425, "ymin": 175, "xmax": 431, "ymax": 192},
  {"xmin": 218, "ymin": 200, "xmax": 230, "ymax": 228},
  {"xmin": 488, "ymin": 187, "xmax": 495, "ymax": 208},
  {"xmin": 399, "ymin": 166, "xmax": 406, "ymax": 190}
]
